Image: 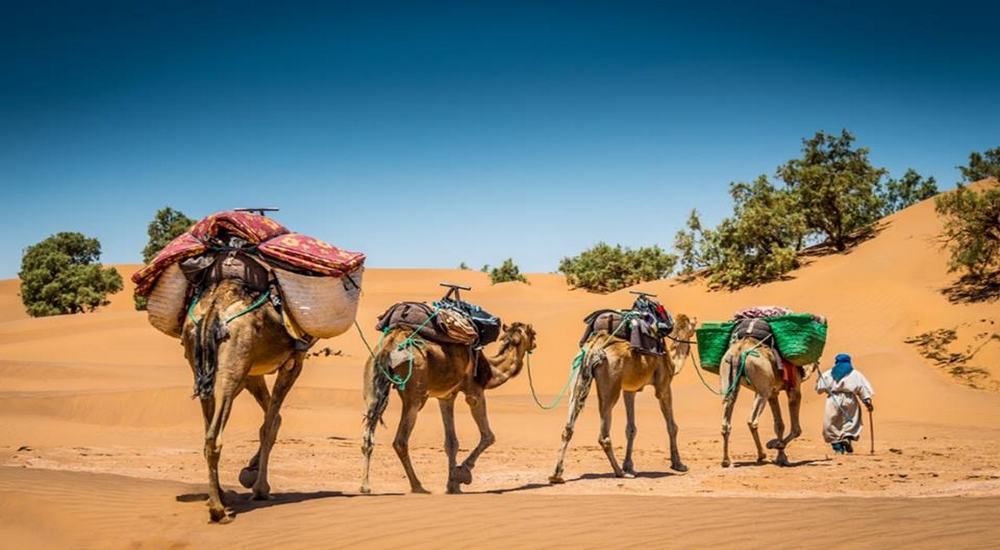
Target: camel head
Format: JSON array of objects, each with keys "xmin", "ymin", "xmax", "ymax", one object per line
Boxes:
[
  {"xmin": 500, "ymin": 322, "xmax": 537, "ymax": 354},
  {"xmin": 671, "ymin": 313, "xmax": 697, "ymax": 338}
]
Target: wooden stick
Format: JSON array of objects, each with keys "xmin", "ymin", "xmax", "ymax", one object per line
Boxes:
[{"xmin": 868, "ymin": 408, "xmax": 875, "ymax": 454}]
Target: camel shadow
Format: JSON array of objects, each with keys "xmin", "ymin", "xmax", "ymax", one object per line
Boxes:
[
  {"xmin": 177, "ymin": 489, "xmax": 351, "ymax": 516},
  {"xmin": 729, "ymin": 457, "xmax": 832, "ymax": 468}
]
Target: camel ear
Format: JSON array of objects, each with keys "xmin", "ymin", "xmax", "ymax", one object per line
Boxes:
[{"xmin": 502, "ymin": 323, "xmax": 509, "ymax": 331}]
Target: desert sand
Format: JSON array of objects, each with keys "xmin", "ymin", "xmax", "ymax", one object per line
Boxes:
[{"xmin": 2, "ymin": 190, "xmax": 999, "ymax": 549}]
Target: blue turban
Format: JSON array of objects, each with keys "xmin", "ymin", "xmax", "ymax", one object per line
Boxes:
[{"xmin": 832, "ymin": 353, "xmax": 853, "ymax": 381}]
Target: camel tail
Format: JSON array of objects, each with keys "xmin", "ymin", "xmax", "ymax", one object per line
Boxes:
[
  {"xmin": 362, "ymin": 344, "xmax": 394, "ymax": 433},
  {"xmin": 192, "ymin": 314, "xmax": 225, "ymax": 400},
  {"xmin": 572, "ymin": 347, "xmax": 602, "ymax": 403}
]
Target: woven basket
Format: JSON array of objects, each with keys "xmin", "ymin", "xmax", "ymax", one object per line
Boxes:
[
  {"xmin": 273, "ymin": 267, "xmax": 364, "ymax": 338},
  {"xmin": 767, "ymin": 313, "xmax": 828, "ymax": 366},
  {"xmin": 695, "ymin": 321, "xmax": 734, "ymax": 374},
  {"xmin": 146, "ymin": 263, "xmax": 189, "ymax": 338}
]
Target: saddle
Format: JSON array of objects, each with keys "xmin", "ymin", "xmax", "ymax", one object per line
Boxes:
[{"xmin": 375, "ymin": 301, "xmax": 479, "ymax": 346}]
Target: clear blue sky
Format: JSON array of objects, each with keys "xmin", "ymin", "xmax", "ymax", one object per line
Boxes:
[{"xmin": 3, "ymin": 1, "xmax": 998, "ymax": 279}]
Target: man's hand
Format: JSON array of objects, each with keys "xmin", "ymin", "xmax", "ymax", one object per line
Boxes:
[{"xmin": 864, "ymin": 399, "xmax": 874, "ymax": 412}]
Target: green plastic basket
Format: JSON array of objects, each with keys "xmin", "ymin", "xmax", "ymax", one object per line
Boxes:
[
  {"xmin": 695, "ymin": 321, "xmax": 735, "ymax": 374},
  {"xmin": 767, "ymin": 313, "xmax": 828, "ymax": 366}
]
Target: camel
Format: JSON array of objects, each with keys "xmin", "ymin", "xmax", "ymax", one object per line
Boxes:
[
  {"xmin": 718, "ymin": 335, "xmax": 818, "ymax": 467},
  {"xmin": 549, "ymin": 313, "xmax": 696, "ymax": 483},
  {"xmin": 360, "ymin": 321, "xmax": 537, "ymax": 494},
  {"xmin": 181, "ymin": 277, "xmax": 306, "ymax": 523}
]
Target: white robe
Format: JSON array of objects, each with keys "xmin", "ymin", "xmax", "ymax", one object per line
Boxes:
[{"xmin": 814, "ymin": 368, "xmax": 875, "ymax": 444}]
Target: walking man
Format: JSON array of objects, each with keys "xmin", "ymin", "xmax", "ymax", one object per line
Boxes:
[{"xmin": 815, "ymin": 353, "xmax": 875, "ymax": 454}]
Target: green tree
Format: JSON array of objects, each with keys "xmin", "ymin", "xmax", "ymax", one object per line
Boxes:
[
  {"xmin": 558, "ymin": 242, "xmax": 676, "ymax": 293},
  {"xmin": 880, "ymin": 168, "xmax": 938, "ymax": 216},
  {"xmin": 957, "ymin": 145, "xmax": 1000, "ymax": 183},
  {"xmin": 673, "ymin": 209, "xmax": 716, "ymax": 277},
  {"xmin": 934, "ymin": 183, "xmax": 1000, "ymax": 280},
  {"xmin": 777, "ymin": 130, "xmax": 887, "ymax": 251},
  {"xmin": 458, "ymin": 262, "xmax": 470, "ymax": 270},
  {"xmin": 142, "ymin": 207, "xmax": 195, "ymax": 263},
  {"xmin": 19, "ymin": 232, "xmax": 124, "ymax": 317},
  {"xmin": 708, "ymin": 176, "xmax": 806, "ymax": 289},
  {"xmin": 136, "ymin": 207, "xmax": 195, "ymax": 310},
  {"xmin": 489, "ymin": 258, "xmax": 529, "ymax": 284}
]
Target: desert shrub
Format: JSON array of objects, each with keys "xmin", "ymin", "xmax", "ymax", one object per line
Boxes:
[
  {"xmin": 19, "ymin": 232, "xmax": 123, "ymax": 317},
  {"xmin": 559, "ymin": 242, "xmax": 676, "ymax": 293},
  {"xmin": 489, "ymin": 258, "xmax": 528, "ymax": 284}
]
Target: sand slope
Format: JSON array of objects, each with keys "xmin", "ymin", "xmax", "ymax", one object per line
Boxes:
[{"xmin": 1, "ymin": 185, "xmax": 999, "ymax": 548}]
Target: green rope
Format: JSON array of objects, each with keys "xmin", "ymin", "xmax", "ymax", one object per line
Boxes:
[
  {"xmin": 186, "ymin": 286, "xmax": 203, "ymax": 324},
  {"xmin": 526, "ymin": 311, "xmax": 635, "ymax": 410},
  {"xmin": 225, "ymin": 289, "xmax": 271, "ymax": 324},
  {"xmin": 185, "ymin": 286, "xmax": 270, "ymax": 326},
  {"xmin": 690, "ymin": 338, "xmax": 765, "ymax": 396},
  {"xmin": 363, "ymin": 308, "xmax": 441, "ymax": 391}
]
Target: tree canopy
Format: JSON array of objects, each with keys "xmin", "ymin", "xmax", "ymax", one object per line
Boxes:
[
  {"xmin": 934, "ymin": 146, "xmax": 1000, "ymax": 282},
  {"xmin": 19, "ymin": 232, "xmax": 124, "ymax": 317},
  {"xmin": 142, "ymin": 207, "xmax": 195, "ymax": 263},
  {"xmin": 879, "ymin": 168, "xmax": 938, "ymax": 216},
  {"xmin": 776, "ymin": 129, "xmax": 886, "ymax": 252},
  {"xmin": 957, "ymin": 145, "xmax": 1000, "ymax": 183}
]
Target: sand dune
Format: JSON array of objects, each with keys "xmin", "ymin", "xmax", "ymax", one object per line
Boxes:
[{"xmin": 2, "ymin": 187, "xmax": 999, "ymax": 547}]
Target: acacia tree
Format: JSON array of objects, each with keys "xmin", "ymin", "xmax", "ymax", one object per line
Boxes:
[
  {"xmin": 958, "ymin": 145, "xmax": 1000, "ymax": 182},
  {"xmin": 708, "ymin": 175, "xmax": 806, "ymax": 289},
  {"xmin": 142, "ymin": 207, "xmax": 195, "ymax": 263},
  {"xmin": 134, "ymin": 207, "xmax": 195, "ymax": 310},
  {"xmin": 934, "ymin": 146, "xmax": 1000, "ymax": 281},
  {"xmin": 673, "ymin": 209, "xmax": 718, "ymax": 277},
  {"xmin": 559, "ymin": 242, "xmax": 676, "ymax": 293},
  {"xmin": 880, "ymin": 168, "xmax": 938, "ymax": 216},
  {"xmin": 777, "ymin": 130, "xmax": 887, "ymax": 251},
  {"xmin": 19, "ymin": 232, "xmax": 124, "ymax": 317}
]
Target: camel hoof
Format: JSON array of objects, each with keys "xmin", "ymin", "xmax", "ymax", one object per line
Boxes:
[
  {"xmin": 411, "ymin": 486, "xmax": 431, "ymax": 495},
  {"xmin": 548, "ymin": 475, "xmax": 565, "ymax": 484},
  {"xmin": 209, "ymin": 507, "xmax": 234, "ymax": 524},
  {"xmin": 620, "ymin": 471, "xmax": 636, "ymax": 479},
  {"xmin": 360, "ymin": 486, "xmax": 372, "ymax": 495},
  {"xmin": 766, "ymin": 439, "xmax": 784, "ymax": 450},
  {"xmin": 671, "ymin": 462, "xmax": 689, "ymax": 473},
  {"xmin": 238, "ymin": 467, "xmax": 258, "ymax": 489},
  {"xmin": 452, "ymin": 465, "xmax": 473, "ymax": 486},
  {"xmin": 721, "ymin": 460, "xmax": 731, "ymax": 468}
]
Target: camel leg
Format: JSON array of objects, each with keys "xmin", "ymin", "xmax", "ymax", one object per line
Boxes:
[
  {"xmin": 621, "ymin": 392, "xmax": 638, "ymax": 477},
  {"xmin": 250, "ymin": 354, "xmax": 303, "ymax": 501},
  {"xmin": 549, "ymin": 355, "xmax": 596, "ymax": 484},
  {"xmin": 720, "ymin": 379, "xmax": 741, "ymax": 468},
  {"xmin": 361, "ymin": 356, "xmax": 392, "ymax": 495},
  {"xmin": 438, "ymin": 394, "xmax": 466, "ymax": 494},
  {"xmin": 596, "ymin": 380, "xmax": 626, "ymax": 478},
  {"xmin": 238, "ymin": 375, "xmax": 271, "ymax": 489},
  {"xmin": 393, "ymin": 391, "xmax": 430, "ymax": 494},
  {"xmin": 202, "ymin": 389, "xmax": 239, "ymax": 523},
  {"xmin": 654, "ymin": 375, "xmax": 687, "ymax": 472},
  {"xmin": 767, "ymin": 386, "xmax": 803, "ymax": 465},
  {"xmin": 747, "ymin": 391, "xmax": 769, "ymax": 464},
  {"xmin": 450, "ymin": 387, "xmax": 495, "ymax": 493},
  {"xmin": 764, "ymin": 394, "xmax": 789, "ymax": 465}
]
